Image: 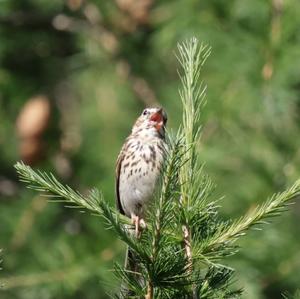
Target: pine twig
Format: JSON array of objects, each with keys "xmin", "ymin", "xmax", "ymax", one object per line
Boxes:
[
  {"xmin": 207, "ymin": 179, "xmax": 300, "ymax": 252},
  {"xmin": 14, "ymin": 161, "xmax": 130, "ymax": 225},
  {"xmin": 177, "ymin": 37, "xmax": 211, "ymax": 297}
]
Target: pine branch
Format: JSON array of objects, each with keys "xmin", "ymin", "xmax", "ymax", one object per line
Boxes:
[
  {"xmin": 205, "ymin": 179, "xmax": 300, "ymax": 253},
  {"xmin": 14, "ymin": 161, "xmax": 129, "ymax": 224},
  {"xmin": 176, "ymin": 37, "xmax": 211, "ymax": 297},
  {"xmin": 145, "ymin": 137, "xmax": 186, "ymax": 298},
  {"xmin": 14, "ymin": 161, "xmax": 152, "ymax": 259},
  {"xmin": 14, "ymin": 162, "xmax": 152, "ymax": 282},
  {"xmin": 151, "ymin": 137, "xmax": 183, "ymax": 259},
  {"xmin": 14, "ymin": 161, "xmax": 103, "ymax": 213},
  {"xmin": 177, "ymin": 37, "xmax": 211, "ymax": 157}
]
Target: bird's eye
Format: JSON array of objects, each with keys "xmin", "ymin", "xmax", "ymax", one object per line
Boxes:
[{"xmin": 142, "ymin": 109, "xmax": 148, "ymax": 116}]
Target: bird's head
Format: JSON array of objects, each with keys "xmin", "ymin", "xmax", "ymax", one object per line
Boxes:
[{"xmin": 132, "ymin": 107, "xmax": 168, "ymax": 138}]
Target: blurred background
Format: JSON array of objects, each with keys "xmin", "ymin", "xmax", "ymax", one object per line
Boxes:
[{"xmin": 1, "ymin": 0, "xmax": 300, "ymax": 298}]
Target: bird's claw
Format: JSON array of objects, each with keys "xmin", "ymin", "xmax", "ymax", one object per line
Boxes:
[
  {"xmin": 139, "ymin": 219, "xmax": 146, "ymax": 229},
  {"xmin": 131, "ymin": 215, "xmax": 146, "ymax": 238}
]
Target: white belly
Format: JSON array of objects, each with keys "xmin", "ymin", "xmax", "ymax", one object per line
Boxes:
[{"xmin": 119, "ymin": 141, "xmax": 164, "ymax": 218}]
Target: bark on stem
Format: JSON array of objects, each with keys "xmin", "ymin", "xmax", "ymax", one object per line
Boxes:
[
  {"xmin": 182, "ymin": 224, "xmax": 192, "ymax": 265},
  {"xmin": 183, "ymin": 224, "xmax": 197, "ymax": 299},
  {"xmin": 145, "ymin": 281, "xmax": 153, "ymax": 299}
]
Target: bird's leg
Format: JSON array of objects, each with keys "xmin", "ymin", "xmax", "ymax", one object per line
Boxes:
[
  {"xmin": 131, "ymin": 214, "xmax": 146, "ymax": 238},
  {"xmin": 131, "ymin": 214, "xmax": 140, "ymax": 237}
]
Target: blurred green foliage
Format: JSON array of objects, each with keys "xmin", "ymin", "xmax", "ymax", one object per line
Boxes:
[{"xmin": 1, "ymin": 0, "xmax": 300, "ymax": 298}]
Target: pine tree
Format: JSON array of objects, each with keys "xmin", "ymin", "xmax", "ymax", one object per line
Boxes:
[{"xmin": 14, "ymin": 38, "xmax": 300, "ymax": 299}]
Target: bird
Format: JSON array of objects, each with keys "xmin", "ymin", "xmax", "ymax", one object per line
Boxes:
[{"xmin": 115, "ymin": 107, "xmax": 168, "ymax": 235}]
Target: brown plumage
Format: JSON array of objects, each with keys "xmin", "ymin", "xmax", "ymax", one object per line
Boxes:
[{"xmin": 115, "ymin": 107, "xmax": 167, "ymax": 232}]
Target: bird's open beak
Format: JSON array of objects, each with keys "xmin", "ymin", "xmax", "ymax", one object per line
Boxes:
[
  {"xmin": 150, "ymin": 108, "xmax": 167, "ymax": 131},
  {"xmin": 150, "ymin": 108, "xmax": 167, "ymax": 124}
]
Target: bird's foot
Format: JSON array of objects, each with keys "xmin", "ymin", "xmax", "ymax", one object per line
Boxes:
[
  {"xmin": 131, "ymin": 214, "xmax": 139, "ymax": 237},
  {"xmin": 139, "ymin": 218, "xmax": 146, "ymax": 229},
  {"xmin": 131, "ymin": 215, "xmax": 146, "ymax": 238}
]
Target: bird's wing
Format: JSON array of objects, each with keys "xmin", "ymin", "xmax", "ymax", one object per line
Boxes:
[{"xmin": 115, "ymin": 142, "xmax": 127, "ymax": 215}]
